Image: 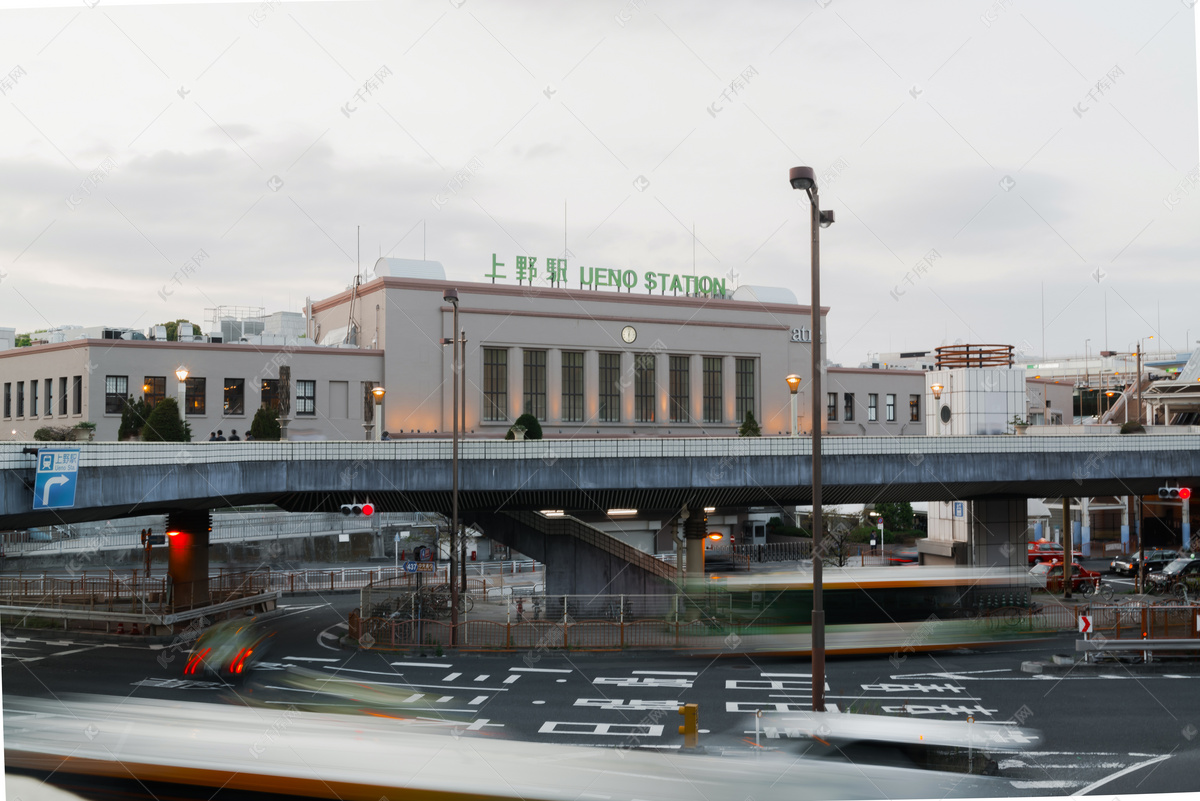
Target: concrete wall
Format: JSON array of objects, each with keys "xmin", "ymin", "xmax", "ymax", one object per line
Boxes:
[{"xmin": 825, "ymin": 367, "xmax": 925, "ymax": 436}]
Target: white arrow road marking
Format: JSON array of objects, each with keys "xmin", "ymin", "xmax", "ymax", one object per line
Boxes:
[
  {"xmin": 1072, "ymin": 755, "xmax": 1172, "ymax": 796},
  {"xmin": 41, "ymin": 475, "xmax": 68, "ymax": 505}
]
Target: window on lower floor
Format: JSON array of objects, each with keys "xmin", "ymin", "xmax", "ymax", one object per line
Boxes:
[
  {"xmin": 185, "ymin": 377, "xmax": 206, "ymax": 415},
  {"xmin": 104, "ymin": 375, "xmax": 127, "ymax": 414},
  {"xmin": 296, "ymin": 379, "xmax": 316, "ymax": 415},
  {"xmin": 561, "ymin": 351, "xmax": 584, "ymax": 423},
  {"xmin": 523, "ymin": 350, "xmax": 547, "ymax": 421},
  {"xmin": 3, "ymin": 383, "xmax": 9, "ymax": 418},
  {"xmin": 261, "ymin": 379, "xmax": 280, "ymax": 412},
  {"xmin": 44, "ymin": 378, "xmax": 52, "ymax": 416},
  {"xmin": 910, "ymin": 394, "xmax": 920, "ymax": 422},
  {"xmin": 827, "ymin": 392, "xmax": 837, "ymax": 421},
  {"xmin": 224, "ymin": 379, "xmax": 245, "ymax": 416},
  {"xmin": 598, "ymin": 352, "xmax": 620, "ymax": 422},
  {"xmin": 634, "ymin": 353, "xmax": 655, "ymax": 423},
  {"xmin": 30, "ymin": 379, "xmax": 39, "ymax": 417},
  {"xmin": 669, "ymin": 355, "xmax": 689, "ymax": 423},
  {"xmin": 483, "ymin": 348, "xmax": 508, "ymax": 422},
  {"xmin": 868, "ymin": 393, "xmax": 878, "ymax": 422},
  {"xmin": 144, "ymin": 376, "xmax": 166, "ymax": 409},
  {"xmin": 59, "ymin": 377, "xmax": 67, "ymax": 415},
  {"xmin": 72, "ymin": 376, "xmax": 82, "ymax": 415},
  {"xmin": 886, "ymin": 393, "xmax": 896, "ymax": 422},
  {"xmin": 702, "ymin": 357, "xmax": 722, "ymax": 423},
  {"xmin": 16, "ymin": 382, "xmax": 24, "ymax": 417},
  {"xmin": 843, "ymin": 392, "xmax": 855, "ymax": 422},
  {"xmin": 735, "ymin": 358, "xmax": 755, "ymax": 424}
]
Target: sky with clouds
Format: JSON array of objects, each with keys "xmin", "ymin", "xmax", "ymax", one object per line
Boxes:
[{"xmin": 1, "ymin": 0, "xmax": 1197, "ymax": 366}]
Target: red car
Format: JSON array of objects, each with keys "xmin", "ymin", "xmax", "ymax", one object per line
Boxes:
[
  {"xmin": 1029, "ymin": 560, "xmax": 1101, "ymax": 593},
  {"xmin": 1028, "ymin": 539, "xmax": 1084, "ymax": 565}
]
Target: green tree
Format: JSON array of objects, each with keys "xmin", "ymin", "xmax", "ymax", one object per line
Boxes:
[
  {"xmin": 14, "ymin": 332, "xmax": 32, "ymax": 347},
  {"xmin": 118, "ymin": 397, "xmax": 152, "ymax": 441},
  {"xmin": 738, "ymin": 410, "xmax": 762, "ymax": 437},
  {"xmin": 33, "ymin": 426, "xmax": 75, "ymax": 441},
  {"xmin": 250, "ymin": 406, "xmax": 281, "ymax": 440},
  {"xmin": 875, "ymin": 502, "xmax": 914, "ymax": 533},
  {"xmin": 156, "ymin": 319, "xmax": 204, "ymax": 341},
  {"xmin": 140, "ymin": 397, "xmax": 190, "ymax": 442},
  {"xmin": 505, "ymin": 413, "xmax": 543, "ymax": 440}
]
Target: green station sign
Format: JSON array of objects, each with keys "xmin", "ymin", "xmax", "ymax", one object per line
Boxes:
[{"xmin": 485, "ymin": 254, "xmax": 729, "ymax": 298}]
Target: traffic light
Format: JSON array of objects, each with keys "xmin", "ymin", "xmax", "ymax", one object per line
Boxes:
[
  {"xmin": 677, "ymin": 703, "xmax": 699, "ymax": 749},
  {"xmin": 1158, "ymin": 487, "xmax": 1192, "ymax": 501},
  {"xmin": 340, "ymin": 502, "xmax": 375, "ymax": 516}
]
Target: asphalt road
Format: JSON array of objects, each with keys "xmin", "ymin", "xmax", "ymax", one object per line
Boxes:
[{"xmin": 5, "ymin": 591, "xmax": 1200, "ymax": 798}]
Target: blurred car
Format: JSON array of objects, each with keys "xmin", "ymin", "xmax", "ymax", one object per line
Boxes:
[
  {"xmin": 888, "ymin": 547, "xmax": 919, "ymax": 565},
  {"xmin": 1027, "ymin": 539, "xmax": 1083, "ymax": 565},
  {"xmin": 1029, "ymin": 560, "xmax": 1100, "ymax": 593},
  {"xmin": 183, "ymin": 617, "xmax": 274, "ymax": 681},
  {"xmin": 1109, "ymin": 549, "xmax": 1180, "ymax": 576},
  {"xmin": 1146, "ymin": 557, "xmax": 1200, "ymax": 594}
]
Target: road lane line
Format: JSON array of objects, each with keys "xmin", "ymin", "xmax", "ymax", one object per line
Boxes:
[
  {"xmin": 390, "ymin": 661, "xmax": 453, "ymax": 668},
  {"xmin": 284, "ymin": 657, "xmax": 341, "ymax": 663},
  {"xmin": 469, "ymin": 696, "xmax": 488, "ymax": 705},
  {"xmin": 632, "ymin": 670, "xmax": 696, "ymax": 676},
  {"xmin": 509, "ymin": 667, "xmax": 571, "ymax": 673},
  {"xmin": 443, "ymin": 672, "xmax": 462, "ymax": 681},
  {"xmin": 503, "ymin": 675, "xmax": 521, "ymax": 684},
  {"xmin": 1071, "ymin": 754, "xmax": 1172, "ymax": 796},
  {"xmin": 474, "ymin": 675, "xmax": 490, "ymax": 681}
]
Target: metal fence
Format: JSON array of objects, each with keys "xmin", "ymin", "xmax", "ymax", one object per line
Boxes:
[{"xmin": 1084, "ymin": 603, "xmax": 1200, "ymax": 640}]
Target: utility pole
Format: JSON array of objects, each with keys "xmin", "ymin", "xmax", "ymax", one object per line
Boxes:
[{"xmin": 1063, "ymin": 498, "xmax": 1073, "ymax": 600}]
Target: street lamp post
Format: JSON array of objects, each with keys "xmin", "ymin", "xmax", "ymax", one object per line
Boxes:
[
  {"xmin": 371, "ymin": 385, "xmax": 386, "ymax": 440},
  {"xmin": 442, "ymin": 289, "xmax": 460, "ymax": 643},
  {"xmin": 459, "ymin": 327, "xmax": 468, "ymax": 597},
  {"xmin": 790, "ymin": 165, "xmax": 834, "ymax": 713},
  {"xmin": 785, "ymin": 374, "xmax": 801, "ymax": 437},
  {"xmin": 174, "ymin": 367, "xmax": 189, "ymax": 421}
]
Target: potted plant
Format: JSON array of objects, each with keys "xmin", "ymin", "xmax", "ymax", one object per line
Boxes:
[
  {"xmin": 72, "ymin": 421, "xmax": 97, "ymax": 441},
  {"xmin": 1011, "ymin": 415, "xmax": 1029, "ymax": 435},
  {"xmin": 509, "ymin": 424, "xmax": 527, "ymax": 441}
]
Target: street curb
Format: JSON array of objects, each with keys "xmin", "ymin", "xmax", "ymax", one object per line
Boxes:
[
  {"xmin": 0, "ymin": 606, "xmax": 284, "ymax": 646},
  {"xmin": 1021, "ymin": 658, "xmax": 1200, "ymax": 675}
]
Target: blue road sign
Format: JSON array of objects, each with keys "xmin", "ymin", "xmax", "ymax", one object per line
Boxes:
[
  {"xmin": 33, "ymin": 448, "xmax": 80, "ymax": 511},
  {"xmin": 403, "ymin": 561, "xmax": 419, "ymax": 572},
  {"xmin": 403, "ymin": 561, "xmax": 435, "ymax": 573},
  {"xmin": 953, "ymin": 501, "xmax": 965, "ymax": 518}
]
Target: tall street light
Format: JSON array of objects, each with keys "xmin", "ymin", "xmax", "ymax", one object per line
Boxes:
[
  {"xmin": 790, "ymin": 165, "xmax": 834, "ymax": 713},
  {"xmin": 371, "ymin": 385, "xmax": 386, "ymax": 441},
  {"xmin": 785, "ymin": 374, "xmax": 801, "ymax": 437},
  {"xmin": 442, "ymin": 288, "xmax": 460, "ymax": 643},
  {"xmin": 174, "ymin": 366, "xmax": 189, "ymax": 421}
]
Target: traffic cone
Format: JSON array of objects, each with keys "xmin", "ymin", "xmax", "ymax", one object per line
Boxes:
[
  {"xmin": 117, "ymin": 621, "xmax": 125, "ymax": 635},
  {"xmin": 131, "ymin": 622, "xmax": 140, "ymax": 636}
]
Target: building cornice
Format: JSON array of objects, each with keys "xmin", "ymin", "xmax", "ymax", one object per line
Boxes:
[{"xmin": 0, "ymin": 339, "xmax": 384, "ymax": 360}]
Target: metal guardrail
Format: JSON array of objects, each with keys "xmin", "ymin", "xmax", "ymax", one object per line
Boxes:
[{"xmin": 5, "ymin": 433, "xmax": 1200, "ymax": 470}]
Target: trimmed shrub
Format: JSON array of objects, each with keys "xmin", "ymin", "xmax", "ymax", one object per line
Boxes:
[{"xmin": 140, "ymin": 398, "xmax": 190, "ymax": 442}]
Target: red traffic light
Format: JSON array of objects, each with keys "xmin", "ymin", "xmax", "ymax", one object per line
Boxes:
[
  {"xmin": 362, "ymin": 503, "xmax": 374, "ymax": 516},
  {"xmin": 1180, "ymin": 488, "xmax": 1192, "ymax": 501}
]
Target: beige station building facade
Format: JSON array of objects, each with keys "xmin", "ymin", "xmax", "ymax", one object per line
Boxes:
[{"xmin": 2, "ymin": 260, "xmax": 938, "ymax": 443}]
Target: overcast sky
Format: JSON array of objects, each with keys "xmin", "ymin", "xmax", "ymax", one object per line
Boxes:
[{"xmin": 1, "ymin": 0, "xmax": 1197, "ymax": 366}]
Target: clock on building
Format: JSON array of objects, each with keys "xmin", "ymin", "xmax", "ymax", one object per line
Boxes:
[{"xmin": 621, "ymin": 326, "xmax": 637, "ymax": 344}]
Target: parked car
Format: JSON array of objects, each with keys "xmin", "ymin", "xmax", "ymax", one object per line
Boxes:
[
  {"xmin": 183, "ymin": 617, "xmax": 274, "ymax": 681},
  {"xmin": 1146, "ymin": 558, "xmax": 1200, "ymax": 595},
  {"xmin": 1109, "ymin": 549, "xmax": 1181, "ymax": 577},
  {"xmin": 888, "ymin": 547, "xmax": 919, "ymax": 565},
  {"xmin": 1029, "ymin": 560, "xmax": 1101, "ymax": 594},
  {"xmin": 1027, "ymin": 540, "xmax": 1083, "ymax": 565}
]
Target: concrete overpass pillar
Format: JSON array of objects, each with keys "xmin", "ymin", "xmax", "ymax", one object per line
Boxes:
[
  {"xmin": 684, "ymin": 508, "xmax": 708, "ymax": 580},
  {"xmin": 1184, "ymin": 496, "xmax": 1191, "ymax": 552},
  {"xmin": 166, "ymin": 510, "xmax": 211, "ymax": 609},
  {"xmin": 1080, "ymin": 497, "xmax": 1091, "ymax": 557},
  {"xmin": 967, "ymin": 498, "xmax": 1027, "ymax": 569},
  {"xmin": 1121, "ymin": 498, "xmax": 1130, "ymax": 550}
]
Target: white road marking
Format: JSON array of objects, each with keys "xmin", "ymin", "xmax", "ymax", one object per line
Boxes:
[
  {"xmin": 390, "ymin": 661, "xmax": 453, "ymax": 668},
  {"xmin": 860, "ymin": 682, "xmax": 966, "ymax": 693},
  {"xmin": 539, "ymin": 722, "xmax": 664, "ymax": 736},
  {"xmin": 760, "ymin": 672, "xmax": 813, "ymax": 678},
  {"xmin": 726, "ymin": 701, "xmax": 811, "ymax": 713},
  {"xmin": 503, "ymin": 675, "xmax": 521, "ymax": 684},
  {"xmin": 1013, "ymin": 780, "xmax": 1086, "ymax": 789},
  {"xmin": 474, "ymin": 674, "xmax": 490, "ymax": 681},
  {"xmin": 134, "ymin": 678, "xmax": 223, "ymax": 690},
  {"xmin": 575, "ymin": 699, "xmax": 679, "ymax": 710},
  {"xmin": 321, "ymin": 667, "xmax": 511, "ymax": 691},
  {"xmin": 436, "ymin": 695, "xmax": 454, "ymax": 703},
  {"xmin": 443, "ymin": 672, "xmax": 462, "ymax": 681},
  {"xmin": 405, "ymin": 693, "xmax": 426, "ymax": 703},
  {"xmin": 319, "ymin": 632, "xmax": 338, "ymax": 639},
  {"xmin": 880, "ymin": 703, "xmax": 997, "ymax": 717},
  {"xmin": 469, "ymin": 696, "xmax": 488, "ymax": 705},
  {"xmin": 284, "ymin": 657, "xmax": 340, "ymax": 663},
  {"xmin": 632, "ymin": 670, "xmax": 696, "ymax": 676},
  {"xmin": 594, "ymin": 677, "xmax": 692, "ymax": 688},
  {"xmin": 316, "ymin": 623, "xmax": 344, "ymax": 651},
  {"xmin": 510, "ymin": 667, "xmax": 571, "ymax": 673},
  {"xmin": 1072, "ymin": 754, "xmax": 1172, "ymax": 796},
  {"xmin": 828, "ymin": 695, "xmax": 982, "ymax": 701}
]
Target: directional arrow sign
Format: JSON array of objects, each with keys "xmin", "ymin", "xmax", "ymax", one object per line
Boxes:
[
  {"xmin": 1078, "ymin": 615, "xmax": 1092, "ymax": 634},
  {"xmin": 33, "ymin": 448, "xmax": 80, "ymax": 511}
]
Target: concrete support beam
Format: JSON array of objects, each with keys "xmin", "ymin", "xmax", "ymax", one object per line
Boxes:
[
  {"xmin": 684, "ymin": 508, "xmax": 708, "ymax": 580},
  {"xmin": 967, "ymin": 498, "xmax": 1027, "ymax": 569},
  {"xmin": 166, "ymin": 510, "xmax": 211, "ymax": 610}
]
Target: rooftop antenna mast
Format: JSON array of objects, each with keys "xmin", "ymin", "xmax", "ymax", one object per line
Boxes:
[{"xmin": 345, "ymin": 225, "xmax": 360, "ymax": 345}]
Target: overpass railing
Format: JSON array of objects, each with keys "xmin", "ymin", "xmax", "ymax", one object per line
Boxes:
[{"xmin": 5, "ymin": 433, "xmax": 1200, "ymax": 470}]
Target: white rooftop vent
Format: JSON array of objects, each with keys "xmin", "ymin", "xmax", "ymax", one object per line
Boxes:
[
  {"xmin": 731, "ymin": 285, "xmax": 799, "ymax": 305},
  {"xmin": 373, "ymin": 258, "xmax": 446, "ymax": 281}
]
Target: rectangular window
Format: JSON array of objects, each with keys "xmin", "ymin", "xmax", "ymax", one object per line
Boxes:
[
  {"xmin": 843, "ymin": 392, "xmax": 854, "ymax": 422},
  {"xmin": 910, "ymin": 394, "xmax": 920, "ymax": 422},
  {"xmin": 634, "ymin": 353, "xmax": 656, "ymax": 423},
  {"xmin": 3, "ymin": 383, "xmax": 9, "ymax": 418},
  {"xmin": 868, "ymin": 393, "xmax": 878, "ymax": 422},
  {"xmin": 185, "ymin": 377, "xmax": 206, "ymax": 415},
  {"xmin": 561, "ymin": 351, "xmax": 584, "ymax": 423},
  {"xmin": 261, "ymin": 379, "xmax": 280, "ymax": 412},
  {"xmin": 296, "ymin": 379, "xmax": 316, "ymax": 415},
  {"xmin": 522, "ymin": 350, "xmax": 547, "ymax": 421},
  {"xmin": 144, "ymin": 376, "xmax": 166, "ymax": 409},
  {"xmin": 735, "ymin": 358, "xmax": 755, "ymax": 425},
  {"xmin": 827, "ymin": 392, "xmax": 837, "ymax": 422},
  {"xmin": 224, "ymin": 379, "xmax": 245, "ymax": 416},
  {"xmin": 702, "ymin": 357, "xmax": 722, "ymax": 423},
  {"xmin": 104, "ymin": 375, "xmax": 127, "ymax": 414},
  {"xmin": 483, "ymin": 348, "xmax": 508, "ymax": 422},
  {"xmin": 44, "ymin": 378, "xmax": 52, "ymax": 416},
  {"xmin": 17, "ymin": 382, "xmax": 24, "ymax": 417},
  {"xmin": 669, "ymin": 355, "xmax": 690, "ymax": 423},
  {"xmin": 30, "ymin": 379, "xmax": 39, "ymax": 417},
  {"xmin": 59, "ymin": 377, "xmax": 67, "ymax": 415},
  {"xmin": 72, "ymin": 376, "xmax": 82, "ymax": 415},
  {"xmin": 598, "ymin": 352, "xmax": 620, "ymax": 423},
  {"xmin": 886, "ymin": 393, "xmax": 896, "ymax": 422}
]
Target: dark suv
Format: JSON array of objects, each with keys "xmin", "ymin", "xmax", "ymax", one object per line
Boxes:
[{"xmin": 1109, "ymin": 549, "xmax": 1181, "ymax": 576}]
